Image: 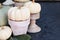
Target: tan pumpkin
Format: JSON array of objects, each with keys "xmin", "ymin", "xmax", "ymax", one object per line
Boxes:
[
  {"xmin": 0, "ymin": 26, "xmax": 12, "ymax": 40},
  {"xmin": 24, "ymin": 1, "xmax": 41, "ymax": 14},
  {"xmin": 8, "ymin": 6, "xmax": 30, "ymax": 21}
]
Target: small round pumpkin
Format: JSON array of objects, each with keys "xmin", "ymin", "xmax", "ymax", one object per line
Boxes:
[
  {"xmin": 0, "ymin": 26, "xmax": 12, "ymax": 40},
  {"xmin": 24, "ymin": 1, "xmax": 41, "ymax": 14},
  {"xmin": 8, "ymin": 6, "xmax": 30, "ymax": 21}
]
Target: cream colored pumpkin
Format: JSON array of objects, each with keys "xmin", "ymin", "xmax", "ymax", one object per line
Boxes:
[
  {"xmin": 8, "ymin": 6, "xmax": 30, "ymax": 21},
  {"xmin": 0, "ymin": 26, "xmax": 12, "ymax": 40},
  {"xmin": 24, "ymin": 1, "xmax": 41, "ymax": 14},
  {"xmin": 14, "ymin": 0, "xmax": 30, "ymax": 2}
]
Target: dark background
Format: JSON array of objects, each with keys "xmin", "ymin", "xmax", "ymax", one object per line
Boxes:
[{"xmin": 0, "ymin": 0, "xmax": 60, "ymax": 40}]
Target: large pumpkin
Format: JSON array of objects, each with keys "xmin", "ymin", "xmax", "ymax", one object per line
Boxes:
[
  {"xmin": 24, "ymin": 1, "xmax": 41, "ymax": 14},
  {"xmin": 8, "ymin": 6, "xmax": 30, "ymax": 21},
  {"xmin": 8, "ymin": 6, "xmax": 30, "ymax": 36}
]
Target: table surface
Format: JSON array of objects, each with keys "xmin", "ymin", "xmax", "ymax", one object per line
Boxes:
[{"xmin": 28, "ymin": 2, "xmax": 60, "ymax": 40}]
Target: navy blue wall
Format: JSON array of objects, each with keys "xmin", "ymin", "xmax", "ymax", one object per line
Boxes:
[{"xmin": 28, "ymin": 2, "xmax": 60, "ymax": 40}]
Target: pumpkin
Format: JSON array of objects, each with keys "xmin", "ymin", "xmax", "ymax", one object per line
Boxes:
[
  {"xmin": 14, "ymin": 0, "xmax": 30, "ymax": 2},
  {"xmin": 8, "ymin": 6, "xmax": 30, "ymax": 36},
  {"xmin": 8, "ymin": 6, "xmax": 30, "ymax": 21},
  {"xmin": 0, "ymin": 26, "xmax": 12, "ymax": 40},
  {"xmin": 0, "ymin": 3, "xmax": 10, "ymax": 26},
  {"xmin": 24, "ymin": 1, "xmax": 41, "ymax": 14}
]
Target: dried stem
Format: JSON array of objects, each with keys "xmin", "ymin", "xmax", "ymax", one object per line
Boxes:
[
  {"xmin": 18, "ymin": 6, "xmax": 21, "ymax": 9},
  {"xmin": 32, "ymin": 0, "xmax": 35, "ymax": 3}
]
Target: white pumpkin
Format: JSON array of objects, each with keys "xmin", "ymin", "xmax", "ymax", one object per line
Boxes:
[
  {"xmin": 24, "ymin": 1, "xmax": 41, "ymax": 14},
  {"xmin": 14, "ymin": 0, "xmax": 30, "ymax": 2},
  {"xmin": 8, "ymin": 6, "xmax": 30, "ymax": 21},
  {"xmin": 0, "ymin": 26, "xmax": 12, "ymax": 40}
]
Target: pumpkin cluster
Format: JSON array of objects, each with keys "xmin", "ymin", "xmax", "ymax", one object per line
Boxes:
[{"xmin": 0, "ymin": 0, "xmax": 41, "ymax": 40}]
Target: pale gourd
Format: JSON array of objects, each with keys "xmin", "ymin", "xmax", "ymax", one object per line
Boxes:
[
  {"xmin": 24, "ymin": 1, "xmax": 41, "ymax": 14},
  {"xmin": 8, "ymin": 6, "xmax": 30, "ymax": 21},
  {"xmin": 0, "ymin": 26, "xmax": 12, "ymax": 40},
  {"xmin": 14, "ymin": 0, "xmax": 30, "ymax": 2}
]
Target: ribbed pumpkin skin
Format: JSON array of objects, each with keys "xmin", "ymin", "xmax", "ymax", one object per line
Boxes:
[{"xmin": 0, "ymin": 26, "xmax": 12, "ymax": 40}]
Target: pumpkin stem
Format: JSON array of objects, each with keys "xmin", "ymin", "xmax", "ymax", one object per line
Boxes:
[
  {"xmin": 18, "ymin": 6, "xmax": 21, "ymax": 9},
  {"xmin": 32, "ymin": 0, "xmax": 35, "ymax": 3},
  {"xmin": 18, "ymin": 5, "xmax": 23, "ymax": 9},
  {"xmin": 1, "ymin": 27, "xmax": 4, "ymax": 29}
]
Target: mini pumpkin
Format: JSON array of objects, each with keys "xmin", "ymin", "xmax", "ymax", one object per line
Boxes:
[
  {"xmin": 8, "ymin": 6, "xmax": 30, "ymax": 21},
  {"xmin": 0, "ymin": 26, "xmax": 12, "ymax": 40},
  {"xmin": 24, "ymin": 1, "xmax": 41, "ymax": 14}
]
